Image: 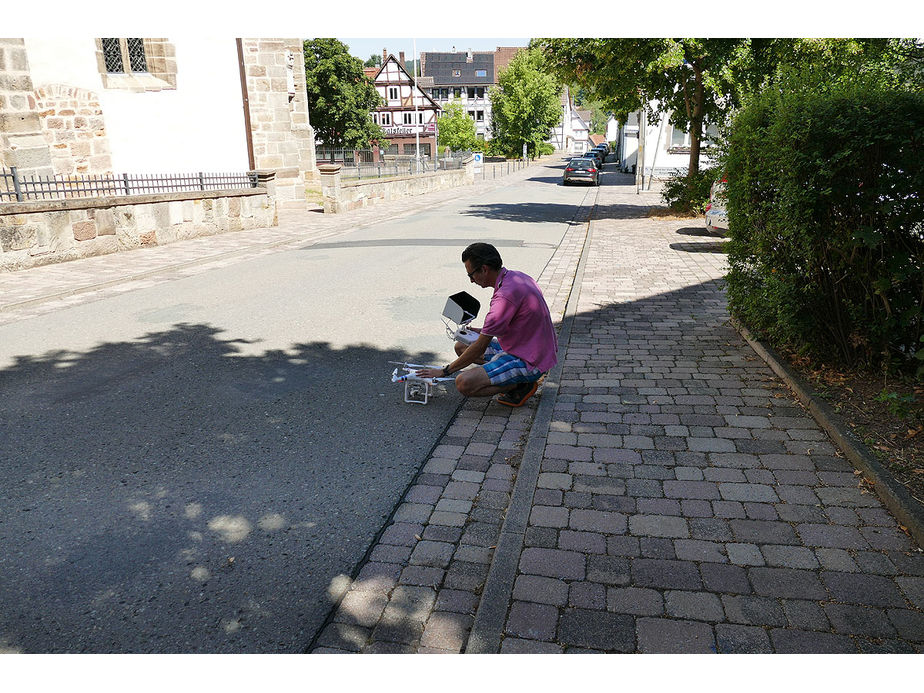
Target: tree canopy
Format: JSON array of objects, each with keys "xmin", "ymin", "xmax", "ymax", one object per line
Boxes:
[
  {"xmin": 531, "ymin": 38, "xmax": 749, "ymax": 174},
  {"xmin": 303, "ymin": 38, "xmax": 387, "ymax": 151},
  {"xmin": 437, "ymin": 102, "xmax": 480, "ymax": 152},
  {"xmin": 489, "ymin": 48, "xmax": 562, "ymax": 158}
]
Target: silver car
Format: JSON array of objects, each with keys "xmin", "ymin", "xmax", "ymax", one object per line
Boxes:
[{"xmin": 705, "ymin": 177, "xmax": 728, "ymax": 234}]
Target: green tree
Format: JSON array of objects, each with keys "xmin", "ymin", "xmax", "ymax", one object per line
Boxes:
[
  {"xmin": 364, "ymin": 53, "xmax": 382, "ymax": 68},
  {"xmin": 437, "ymin": 102, "xmax": 479, "ymax": 152},
  {"xmin": 532, "ymin": 38, "xmax": 750, "ymax": 175},
  {"xmin": 489, "ymin": 48, "xmax": 561, "ymax": 158},
  {"xmin": 303, "ymin": 38, "xmax": 388, "ymax": 154}
]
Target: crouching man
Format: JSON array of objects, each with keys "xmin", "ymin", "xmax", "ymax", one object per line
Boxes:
[{"xmin": 417, "ymin": 242, "xmax": 558, "ymax": 407}]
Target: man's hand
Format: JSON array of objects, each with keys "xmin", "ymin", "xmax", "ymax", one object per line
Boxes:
[{"xmin": 415, "ymin": 367, "xmax": 445, "ymax": 379}]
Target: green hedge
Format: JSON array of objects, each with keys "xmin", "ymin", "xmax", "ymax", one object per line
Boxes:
[
  {"xmin": 661, "ymin": 167, "xmax": 721, "ymax": 215},
  {"xmin": 724, "ymin": 79, "xmax": 924, "ymax": 375}
]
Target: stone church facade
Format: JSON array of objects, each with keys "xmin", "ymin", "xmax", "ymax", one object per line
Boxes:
[{"xmin": 0, "ymin": 38, "xmax": 318, "ymax": 208}]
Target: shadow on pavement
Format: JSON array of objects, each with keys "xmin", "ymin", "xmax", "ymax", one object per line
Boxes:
[
  {"xmin": 669, "ymin": 241, "xmax": 729, "ymax": 254},
  {"xmin": 0, "ymin": 323, "xmax": 456, "ymax": 653}
]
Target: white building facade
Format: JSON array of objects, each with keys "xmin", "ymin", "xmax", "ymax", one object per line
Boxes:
[{"xmin": 370, "ymin": 53, "xmax": 440, "ymax": 159}]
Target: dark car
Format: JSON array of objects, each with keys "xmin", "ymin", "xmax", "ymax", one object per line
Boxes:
[
  {"xmin": 584, "ymin": 148, "xmax": 604, "ymax": 167},
  {"xmin": 563, "ymin": 157, "xmax": 599, "ymax": 186}
]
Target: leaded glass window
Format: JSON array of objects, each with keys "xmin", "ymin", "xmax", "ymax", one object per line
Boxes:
[
  {"xmin": 102, "ymin": 38, "xmax": 124, "ymax": 73},
  {"xmin": 126, "ymin": 38, "xmax": 147, "ymax": 72}
]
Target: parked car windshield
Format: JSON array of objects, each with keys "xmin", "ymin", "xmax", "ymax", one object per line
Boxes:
[{"xmin": 570, "ymin": 159, "xmax": 595, "ymax": 169}]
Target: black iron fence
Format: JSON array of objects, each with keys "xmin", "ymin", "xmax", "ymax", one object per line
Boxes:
[{"xmin": 0, "ymin": 167, "xmax": 259, "ymax": 203}]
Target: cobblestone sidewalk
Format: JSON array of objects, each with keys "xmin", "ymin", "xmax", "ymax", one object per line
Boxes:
[{"xmin": 312, "ymin": 176, "xmax": 924, "ymax": 654}]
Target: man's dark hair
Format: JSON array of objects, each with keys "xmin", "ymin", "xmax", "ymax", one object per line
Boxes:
[{"xmin": 462, "ymin": 242, "xmax": 502, "ymax": 271}]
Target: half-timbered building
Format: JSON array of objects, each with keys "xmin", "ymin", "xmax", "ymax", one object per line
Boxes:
[{"xmin": 370, "ymin": 52, "xmax": 440, "ymax": 160}]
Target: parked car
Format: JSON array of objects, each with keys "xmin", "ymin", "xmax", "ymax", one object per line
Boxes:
[
  {"xmin": 584, "ymin": 148, "xmax": 604, "ymax": 167},
  {"xmin": 704, "ymin": 177, "xmax": 728, "ymax": 234},
  {"xmin": 563, "ymin": 158, "xmax": 600, "ymax": 186}
]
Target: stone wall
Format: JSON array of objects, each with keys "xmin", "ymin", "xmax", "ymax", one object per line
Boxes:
[
  {"xmin": 0, "ymin": 39, "xmax": 54, "ymax": 176},
  {"xmin": 33, "ymin": 83, "xmax": 112, "ymax": 175},
  {"xmin": 240, "ymin": 38, "xmax": 318, "ymax": 209},
  {"xmin": 1, "ymin": 178, "xmax": 276, "ymax": 272},
  {"xmin": 320, "ymin": 162, "xmax": 474, "ymax": 213}
]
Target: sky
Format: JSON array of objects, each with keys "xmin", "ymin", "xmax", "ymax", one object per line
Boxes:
[{"xmin": 340, "ymin": 38, "xmax": 529, "ymax": 64}]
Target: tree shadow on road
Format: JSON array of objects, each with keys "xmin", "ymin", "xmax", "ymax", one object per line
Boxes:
[{"xmin": 0, "ymin": 323, "xmax": 457, "ymax": 653}]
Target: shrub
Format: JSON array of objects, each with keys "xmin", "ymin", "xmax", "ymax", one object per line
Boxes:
[
  {"xmin": 661, "ymin": 167, "xmax": 721, "ymax": 215},
  {"xmin": 724, "ymin": 75, "xmax": 924, "ymax": 374}
]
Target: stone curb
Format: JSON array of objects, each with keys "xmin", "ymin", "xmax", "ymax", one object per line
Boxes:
[
  {"xmin": 465, "ymin": 204, "xmax": 597, "ymax": 653},
  {"xmin": 732, "ymin": 317, "xmax": 924, "ymax": 549}
]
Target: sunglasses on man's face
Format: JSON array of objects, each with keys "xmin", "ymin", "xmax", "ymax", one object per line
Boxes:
[{"xmin": 467, "ymin": 265, "xmax": 483, "ymax": 279}]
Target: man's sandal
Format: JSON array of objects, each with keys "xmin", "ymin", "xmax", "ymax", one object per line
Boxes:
[{"xmin": 497, "ymin": 381, "xmax": 540, "ymax": 407}]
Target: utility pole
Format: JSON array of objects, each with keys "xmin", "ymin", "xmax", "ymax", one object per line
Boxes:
[{"xmin": 414, "ymin": 38, "xmax": 421, "ymax": 173}]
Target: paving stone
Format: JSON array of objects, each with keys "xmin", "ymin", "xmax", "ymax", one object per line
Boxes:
[
  {"xmin": 857, "ymin": 550, "xmax": 901, "ymax": 575},
  {"xmin": 637, "ymin": 618, "xmax": 716, "ymax": 653},
  {"xmin": 781, "ymin": 599, "xmax": 830, "ymax": 631},
  {"xmin": 823, "ymin": 604, "xmax": 897, "ymax": 638},
  {"xmin": 525, "ymin": 525, "xmax": 558, "ymax": 548},
  {"xmin": 505, "ymin": 600, "xmax": 559, "ymax": 641},
  {"xmin": 461, "ymin": 521, "xmax": 500, "ymax": 548},
  {"xmin": 777, "ymin": 504, "xmax": 827, "ymax": 523},
  {"xmin": 760, "ymin": 544, "xmax": 820, "ymax": 570},
  {"xmin": 730, "ymin": 519, "xmax": 800, "ymax": 545},
  {"xmin": 332, "ymin": 590, "xmax": 389, "ymax": 629},
  {"xmin": 639, "ymin": 537, "xmax": 676, "ymax": 559},
  {"xmin": 559, "ymin": 530, "xmax": 607, "ymax": 554},
  {"xmin": 861, "ymin": 526, "xmax": 915, "ymax": 551},
  {"xmin": 530, "ymin": 505, "xmax": 569, "ymax": 528},
  {"xmin": 748, "ymin": 567, "xmax": 828, "ymax": 600},
  {"xmin": 814, "ymin": 548, "xmax": 859, "ymax": 572},
  {"xmin": 626, "ymin": 478, "xmax": 664, "ymax": 497},
  {"xmin": 537, "ymin": 472, "xmax": 573, "ymax": 490},
  {"xmin": 419, "ymin": 611, "xmax": 473, "ymax": 651},
  {"xmin": 719, "ymin": 483, "xmax": 779, "ymax": 503},
  {"xmin": 821, "ymin": 571, "xmax": 909, "ymax": 607},
  {"xmin": 444, "ymin": 561, "xmax": 488, "ymax": 591},
  {"xmin": 711, "ymin": 501, "xmax": 746, "ymax": 520},
  {"xmin": 743, "ymin": 502, "xmax": 779, "ymax": 521},
  {"xmin": 607, "ymin": 586, "xmax": 664, "ymax": 616},
  {"xmin": 406, "ymin": 484, "xmax": 445, "ymax": 504},
  {"xmin": 379, "ymin": 522, "xmax": 424, "ymax": 547},
  {"xmin": 573, "ymin": 476, "xmax": 627, "ymax": 495},
  {"xmin": 422, "ymin": 524, "xmax": 463, "ymax": 544},
  {"xmin": 607, "ymin": 536, "xmax": 641, "ymax": 557},
  {"xmin": 814, "ymin": 486, "xmax": 883, "ymax": 507},
  {"xmin": 896, "ymin": 576, "xmax": 924, "ymax": 610},
  {"xmin": 570, "ymin": 508, "xmax": 627, "ymax": 534},
  {"xmin": 637, "ymin": 498, "xmax": 683, "ymax": 516},
  {"xmin": 665, "ymin": 590, "xmax": 725, "ymax": 621},
  {"xmin": 368, "ymin": 543, "xmax": 413, "ymax": 565},
  {"xmin": 409, "ymin": 541, "xmax": 456, "ymax": 569},
  {"xmin": 499, "ymin": 638, "xmax": 564, "ymax": 654},
  {"xmin": 631, "ymin": 558, "xmax": 703, "ymax": 590},
  {"xmin": 434, "ymin": 589, "xmax": 479, "ymax": 614},
  {"xmin": 664, "ymin": 480, "xmax": 721, "ymax": 500},
  {"xmin": 534, "ymin": 488, "xmax": 563, "ymax": 506},
  {"xmin": 352, "ymin": 562, "xmax": 402, "ymax": 593},
  {"xmin": 680, "ymin": 499, "xmax": 714, "ymax": 517},
  {"xmin": 856, "ymin": 638, "xmax": 919, "ymax": 654},
  {"xmin": 559, "ymin": 609, "xmax": 636, "ymax": 652},
  {"xmin": 629, "ymin": 514, "xmax": 689, "ymax": 538},
  {"xmin": 675, "ymin": 539, "xmax": 727, "ymax": 563},
  {"xmin": 715, "ymin": 624, "xmax": 773, "ymax": 653},
  {"xmin": 726, "ymin": 543, "xmax": 765, "ymax": 566},
  {"xmin": 399, "ymin": 565, "xmax": 445, "ymax": 589},
  {"xmin": 721, "ymin": 594, "xmax": 787, "ymax": 627},
  {"xmin": 314, "ymin": 622, "xmax": 370, "ymax": 652},
  {"xmin": 795, "ymin": 523, "xmax": 870, "ymax": 549},
  {"xmin": 700, "ymin": 563, "xmax": 752, "ymax": 594},
  {"xmin": 887, "ymin": 609, "xmax": 924, "ymax": 642},
  {"xmin": 372, "ymin": 610, "xmax": 425, "ymax": 645},
  {"xmin": 512, "ymin": 575, "xmax": 569, "ymax": 606},
  {"xmin": 434, "ymin": 498, "xmax": 473, "ymax": 514},
  {"xmin": 519, "ymin": 547, "xmax": 586, "ymax": 580},
  {"xmin": 587, "ymin": 555, "xmax": 631, "ymax": 586},
  {"xmin": 770, "ymin": 629, "xmax": 858, "ymax": 653},
  {"xmin": 570, "ymin": 581, "xmax": 607, "ymax": 609},
  {"xmin": 688, "ymin": 518, "xmax": 734, "ymax": 542}
]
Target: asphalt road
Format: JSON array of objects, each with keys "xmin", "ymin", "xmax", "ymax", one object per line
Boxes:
[{"xmin": 0, "ymin": 160, "xmax": 596, "ymax": 652}]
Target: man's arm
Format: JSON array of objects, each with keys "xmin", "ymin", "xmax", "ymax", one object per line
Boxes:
[{"xmin": 417, "ymin": 332, "xmax": 493, "ymax": 379}]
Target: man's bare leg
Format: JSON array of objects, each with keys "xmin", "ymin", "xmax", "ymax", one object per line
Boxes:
[{"xmin": 454, "ymin": 366, "xmax": 516, "ymax": 398}]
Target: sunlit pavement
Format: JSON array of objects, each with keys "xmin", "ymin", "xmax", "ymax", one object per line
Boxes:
[{"xmin": 311, "ymin": 170, "xmax": 924, "ymax": 654}]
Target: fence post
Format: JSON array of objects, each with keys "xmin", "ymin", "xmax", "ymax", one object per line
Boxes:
[
  {"xmin": 198, "ymin": 172, "xmax": 205, "ymax": 190},
  {"xmin": 10, "ymin": 166, "xmax": 24, "ymax": 202},
  {"xmin": 122, "ymin": 173, "xmax": 131, "ymax": 195}
]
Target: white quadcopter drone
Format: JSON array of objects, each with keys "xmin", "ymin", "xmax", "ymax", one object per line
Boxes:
[{"xmin": 389, "ymin": 292, "xmax": 481, "ymax": 405}]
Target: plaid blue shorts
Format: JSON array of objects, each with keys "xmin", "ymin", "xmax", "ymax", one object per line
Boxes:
[{"xmin": 482, "ymin": 339, "xmax": 544, "ymax": 386}]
